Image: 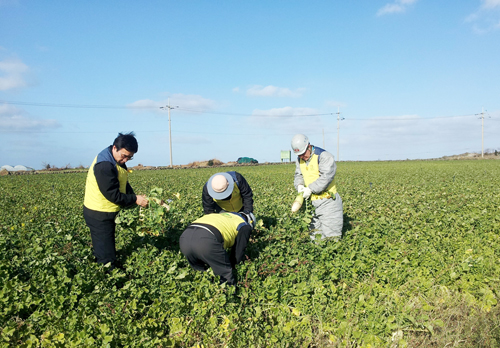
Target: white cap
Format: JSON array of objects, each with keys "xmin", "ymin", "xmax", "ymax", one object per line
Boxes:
[{"xmin": 291, "ymin": 134, "xmax": 309, "ymax": 155}]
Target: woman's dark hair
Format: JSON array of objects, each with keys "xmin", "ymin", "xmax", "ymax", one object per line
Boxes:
[{"xmin": 113, "ymin": 132, "xmax": 138, "ymax": 153}]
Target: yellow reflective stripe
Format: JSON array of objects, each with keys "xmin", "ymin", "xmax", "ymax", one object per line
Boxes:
[
  {"xmin": 299, "ymin": 153, "xmax": 337, "ymax": 201},
  {"xmin": 214, "ymin": 183, "xmax": 243, "ymax": 212},
  {"xmin": 83, "ymin": 156, "xmax": 129, "ymax": 212},
  {"xmin": 192, "ymin": 213, "xmax": 242, "ymax": 248}
]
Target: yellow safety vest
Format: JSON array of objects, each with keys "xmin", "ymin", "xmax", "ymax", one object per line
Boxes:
[
  {"xmin": 192, "ymin": 213, "xmax": 245, "ymax": 249},
  {"xmin": 300, "ymin": 152, "xmax": 337, "ymax": 200},
  {"xmin": 213, "ymin": 183, "xmax": 243, "ymax": 212},
  {"xmin": 84, "ymin": 156, "xmax": 129, "ymax": 212}
]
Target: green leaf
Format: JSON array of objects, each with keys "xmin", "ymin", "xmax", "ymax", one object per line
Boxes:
[{"xmin": 433, "ymin": 319, "xmax": 444, "ymax": 328}]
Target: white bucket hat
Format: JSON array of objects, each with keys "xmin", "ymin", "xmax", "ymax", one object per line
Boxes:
[{"xmin": 207, "ymin": 172, "xmax": 234, "ymax": 200}]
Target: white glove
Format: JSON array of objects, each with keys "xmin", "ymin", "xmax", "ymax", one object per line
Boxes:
[
  {"xmin": 248, "ymin": 212, "xmax": 256, "ymax": 224},
  {"xmin": 241, "ymin": 212, "xmax": 256, "ymax": 230},
  {"xmin": 302, "ymin": 187, "xmax": 312, "ymax": 200},
  {"xmin": 297, "ymin": 184, "xmax": 305, "ymax": 193}
]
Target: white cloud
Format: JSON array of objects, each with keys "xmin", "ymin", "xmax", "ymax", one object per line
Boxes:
[
  {"xmin": 127, "ymin": 93, "xmax": 216, "ymax": 114},
  {"xmin": 465, "ymin": 12, "xmax": 480, "ymax": 23},
  {"xmin": 0, "ymin": 58, "xmax": 29, "ymax": 91},
  {"xmin": 338, "ymin": 113, "xmax": 499, "ymax": 160},
  {"xmin": 232, "ymin": 87, "xmax": 240, "ymax": 93},
  {"xmin": 246, "ymin": 85, "xmax": 305, "ymax": 98},
  {"xmin": 246, "ymin": 106, "xmax": 327, "ymax": 136},
  {"xmin": 251, "ymin": 106, "xmax": 319, "ymax": 118},
  {"xmin": 377, "ymin": 0, "xmax": 418, "ymax": 16},
  {"xmin": 0, "ymin": 104, "xmax": 60, "ymax": 130},
  {"xmin": 482, "ymin": 0, "xmax": 500, "ymax": 9},
  {"xmin": 466, "ymin": 0, "xmax": 500, "ymax": 32}
]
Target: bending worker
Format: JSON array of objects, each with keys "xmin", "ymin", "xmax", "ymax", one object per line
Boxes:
[
  {"xmin": 202, "ymin": 171, "xmax": 254, "ymax": 215},
  {"xmin": 179, "ymin": 212, "xmax": 255, "ymax": 285},
  {"xmin": 83, "ymin": 132, "xmax": 149, "ymax": 270},
  {"xmin": 291, "ymin": 134, "xmax": 343, "ymax": 241}
]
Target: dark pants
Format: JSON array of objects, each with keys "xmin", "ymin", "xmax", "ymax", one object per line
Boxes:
[
  {"xmin": 83, "ymin": 207, "xmax": 118, "ymax": 267},
  {"xmin": 179, "ymin": 226, "xmax": 235, "ymax": 285}
]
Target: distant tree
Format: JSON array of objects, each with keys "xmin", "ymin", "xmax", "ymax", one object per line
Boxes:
[
  {"xmin": 208, "ymin": 159, "xmax": 214, "ymax": 166},
  {"xmin": 42, "ymin": 162, "xmax": 52, "ymax": 170}
]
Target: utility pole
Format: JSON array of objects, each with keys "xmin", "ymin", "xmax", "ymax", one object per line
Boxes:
[
  {"xmin": 481, "ymin": 107, "xmax": 484, "ymax": 158},
  {"xmin": 336, "ymin": 107, "xmax": 345, "ymax": 161},
  {"xmin": 160, "ymin": 99, "xmax": 178, "ymax": 168},
  {"xmin": 476, "ymin": 107, "xmax": 490, "ymax": 158}
]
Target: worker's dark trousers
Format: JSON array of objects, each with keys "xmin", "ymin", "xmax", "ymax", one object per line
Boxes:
[
  {"xmin": 179, "ymin": 226, "xmax": 235, "ymax": 285},
  {"xmin": 83, "ymin": 208, "xmax": 118, "ymax": 267}
]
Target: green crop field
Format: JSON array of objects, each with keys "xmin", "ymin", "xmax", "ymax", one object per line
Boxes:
[{"xmin": 1, "ymin": 160, "xmax": 500, "ymax": 347}]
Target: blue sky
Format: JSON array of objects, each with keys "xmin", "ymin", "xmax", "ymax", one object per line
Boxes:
[{"xmin": 1, "ymin": 0, "xmax": 499, "ymax": 169}]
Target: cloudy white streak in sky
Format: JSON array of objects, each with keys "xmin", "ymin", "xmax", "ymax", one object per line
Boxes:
[
  {"xmin": 246, "ymin": 85, "xmax": 305, "ymax": 98},
  {"xmin": 466, "ymin": 0, "xmax": 500, "ymax": 32},
  {"xmin": 0, "ymin": 104, "xmax": 60, "ymax": 130},
  {"xmin": 341, "ymin": 114, "xmax": 499, "ymax": 161},
  {"xmin": 377, "ymin": 0, "xmax": 418, "ymax": 16},
  {"xmin": 127, "ymin": 94, "xmax": 216, "ymax": 114},
  {"xmin": 0, "ymin": 58, "xmax": 29, "ymax": 91},
  {"xmin": 251, "ymin": 106, "xmax": 318, "ymax": 118},
  {"xmin": 482, "ymin": 0, "xmax": 500, "ymax": 9},
  {"xmin": 248, "ymin": 107, "xmax": 325, "ymax": 135}
]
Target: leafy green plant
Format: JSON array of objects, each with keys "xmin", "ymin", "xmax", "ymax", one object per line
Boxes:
[
  {"xmin": 115, "ymin": 187, "xmax": 178, "ymax": 236},
  {"xmin": 1, "ymin": 161, "xmax": 499, "ymax": 346}
]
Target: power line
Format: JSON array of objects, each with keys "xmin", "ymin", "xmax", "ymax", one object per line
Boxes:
[
  {"xmin": 345, "ymin": 114, "xmax": 478, "ymax": 120},
  {"xmin": 1, "ymin": 99, "xmax": 492, "ymax": 121},
  {"xmin": 0, "ymin": 100, "xmax": 137, "ymax": 109},
  {"xmin": 0, "ymin": 128, "xmax": 340, "ymax": 136},
  {"xmin": 174, "ymin": 107, "xmax": 331, "ymax": 117},
  {"xmin": 0, "ymin": 99, "xmax": 330, "ymax": 117}
]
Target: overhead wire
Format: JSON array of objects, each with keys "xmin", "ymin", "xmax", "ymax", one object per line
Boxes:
[
  {"xmin": 0, "ymin": 100, "xmax": 330, "ymax": 117},
  {"xmin": 0, "ymin": 99, "xmax": 489, "ymax": 120},
  {"xmin": 1, "ymin": 99, "xmax": 498, "ymax": 143}
]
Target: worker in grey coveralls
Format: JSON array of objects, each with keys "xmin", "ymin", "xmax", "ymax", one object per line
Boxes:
[{"xmin": 291, "ymin": 134, "xmax": 343, "ymax": 241}]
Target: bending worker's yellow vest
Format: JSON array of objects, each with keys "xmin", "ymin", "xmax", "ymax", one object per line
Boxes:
[
  {"xmin": 193, "ymin": 213, "xmax": 245, "ymax": 249},
  {"xmin": 300, "ymin": 152, "xmax": 337, "ymax": 200},
  {"xmin": 84, "ymin": 156, "xmax": 129, "ymax": 212},
  {"xmin": 214, "ymin": 184, "xmax": 243, "ymax": 212}
]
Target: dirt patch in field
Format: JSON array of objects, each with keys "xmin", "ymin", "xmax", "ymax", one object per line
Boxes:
[{"xmin": 184, "ymin": 159, "xmax": 224, "ymax": 168}]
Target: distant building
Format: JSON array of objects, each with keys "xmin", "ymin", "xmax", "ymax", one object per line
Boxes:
[{"xmin": 1, "ymin": 165, "xmax": 34, "ymax": 172}]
